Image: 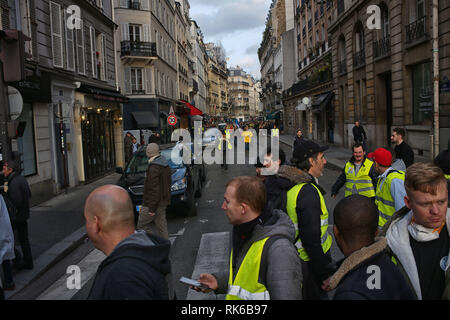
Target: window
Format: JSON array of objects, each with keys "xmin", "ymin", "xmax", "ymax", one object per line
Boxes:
[
  {"xmin": 90, "ymin": 26, "xmax": 97, "ymax": 78},
  {"xmin": 64, "ymin": 9, "xmax": 75, "ymax": 71},
  {"xmin": 412, "ymin": 62, "xmax": 432, "ymax": 125},
  {"xmin": 129, "ymin": 24, "xmax": 141, "ymax": 42},
  {"xmin": 381, "ymin": 5, "xmax": 390, "ymax": 39},
  {"xmin": 130, "ymin": 68, "xmax": 144, "ymax": 93},
  {"xmin": 76, "ymin": 20, "xmax": 86, "ymax": 74},
  {"xmin": 16, "ymin": 104, "xmax": 37, "ymax": 176}
]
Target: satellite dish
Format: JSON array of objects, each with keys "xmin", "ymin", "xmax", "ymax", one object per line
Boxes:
[{"xmin": 8, "ymin": 86, "xmax": 23, "ymax": 120}]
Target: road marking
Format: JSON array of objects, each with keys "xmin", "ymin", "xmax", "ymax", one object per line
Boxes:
[
  {"xmin": 36, "ymin": 249, "xmax": 105, "ymax": 300},
  {"xmin": 186, "ymin": 232, "xmax": 229, "ymax": 300}
]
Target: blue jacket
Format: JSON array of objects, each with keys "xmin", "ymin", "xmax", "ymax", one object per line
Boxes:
[
  {"xmin": 88, "ymin": 230, "xmax": 172, "ymax": 300},
  {"xmin": 329, "ymin": 238, "xmax": 416, "ymax": 300}
]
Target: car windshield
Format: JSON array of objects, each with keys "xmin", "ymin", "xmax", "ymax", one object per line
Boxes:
[{"xmin": 161, "ymin": 148, "xmax": 185, "ymax": 169}]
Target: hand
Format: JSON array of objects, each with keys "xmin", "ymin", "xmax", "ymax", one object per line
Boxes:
[
  {"xmin": 321, "ymin": 277, "xmax": 332, "ymax": 292},
  {"xmin": 191, "ymin": 273, "xmax": 218, "ymax": 293}
]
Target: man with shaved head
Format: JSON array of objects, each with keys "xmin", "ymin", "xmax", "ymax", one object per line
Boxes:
[
  {"xmin": 322, "ymin": 195, "xmax": 415, "ymax": 300},
  {"xmin": 85, "ymin": 185, "xmax": 172, "ymax": 300}
]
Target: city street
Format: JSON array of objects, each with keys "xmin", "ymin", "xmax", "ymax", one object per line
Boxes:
[{"xmin": 7, "ymin": 141, "xmax": 345, "ymax": 300}]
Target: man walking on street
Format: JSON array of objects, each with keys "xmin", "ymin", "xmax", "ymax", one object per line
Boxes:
[
  {"xmin": 352, "ymin": 121, "xmax": 368, "ymax": 151},
  {"xmin": 2, "ymin": 160, "xmax": 33, "ymax": 270},
  {"xmin": 368, "ymin": 148, "xmax": 406, "ymax": 229},
  {"xmin": 195, "ymin": 176, "xmax": 302, "ymax": 300},
  {"xmin": 286, "ymin": 140, "xmax": 334, "ymax": 299},
  {"xmin": 293, "ymin": 129, "xmax": 304, "ymax": 151},
  {"xmin": 137, "ymin": 143, "xmax": 171, "ymax": 240},
  {"xmin": 85, "ymin": 185, "xmax": 172, "ymax": 300},
  {"xmin": 331, "ymin": 143, "xmax": 377, "ymax": 200},
  {"xmin": 381, "ymin": 163, "xmax": 450, "ymax": 300},
  {"xmin": 391, "ymin": 127, "xmax": 414, "ymax": 168}
]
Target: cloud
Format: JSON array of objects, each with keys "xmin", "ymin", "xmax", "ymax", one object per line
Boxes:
[
  {"xmin": 190, "ymin": 0, "xmax": 269, "ymax": 37},
  {"xmin": 245, "ymin": 44, "xmax": 259, "ymax": 55}
]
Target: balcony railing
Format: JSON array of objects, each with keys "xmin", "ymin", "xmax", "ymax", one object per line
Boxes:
[
  {"xmin": 406, "ymin": 16, "xmax": 427, "ymax": 44},
  {"xmin": 373, "ymin": 36, "xmax": 391, "ymax": 59},
  {"xmin": 339, "ymin": 59, "xmax": 347, "ymax": 75},
  {"xmin": 121, "ymin": 41, "xmax": 157, "ymax": 58},
  {"xmin": 353, "ymin": 49, "xmax": 365, "ymax": 69}
]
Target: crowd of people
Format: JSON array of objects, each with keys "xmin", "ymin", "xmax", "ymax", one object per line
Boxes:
[{"xmin": 1, "ymin": 119, "xmax": 449, "ymax": 301}]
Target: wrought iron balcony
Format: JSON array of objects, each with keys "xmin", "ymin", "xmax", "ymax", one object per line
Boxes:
[
  {"xmin": 406, "ymin": 16, "xmax": 427, "ymax": 44},
  {"xmin": 373, "ymin": 36, "xmax": 391, "ymax": 59},
  {"xmin": 353, "ymin": 49, "xmax": 365, "ymax": 69},
  {"xmin": 121, "ymin": 41, "xmax": 157, "ymax": 58}
]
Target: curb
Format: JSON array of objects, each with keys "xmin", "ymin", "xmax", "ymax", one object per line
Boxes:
[{"xmin": 6, "ymin": 226, "xmax": 87, "ymax": 300}]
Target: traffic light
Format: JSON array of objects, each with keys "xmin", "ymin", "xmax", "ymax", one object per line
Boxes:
[
  {"xmin": 0, "ymin": 30, "xmax": 31, "ymax": 82},
  {"xmin": 7, "ymin": 120, "xmax": 26, "ymax": 139}
]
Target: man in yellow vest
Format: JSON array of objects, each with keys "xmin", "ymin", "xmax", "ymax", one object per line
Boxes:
[
  {"xmin": 285, "ymin": 140, "xmax": 334, "ymax": 300},
  {"xmin": 218, "ymin": 130, "xmax": 233, "ymax": 170},
  {"xmin": 271, "ymin": 124, "xmax": 279, "ymax": 137},
  {"xmin": 193, "ymin": 176, "xmax": 302, "ymax": 300},
  {"xmin": 331, "ymin": 143, "xmax": 377, "ymax": 200},
  {"xmin": 367, "ymin": 148, "xmax": 406, "ymax": 229}
]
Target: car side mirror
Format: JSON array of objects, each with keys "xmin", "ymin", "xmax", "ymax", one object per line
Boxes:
[{"xmin": 116, "ymin": 167, "xmax": 124, "ymax": 174}]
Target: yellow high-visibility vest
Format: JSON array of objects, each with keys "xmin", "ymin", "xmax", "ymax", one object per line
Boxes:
[
  {"xmin": 344, "ymin": 158, "xmax": 375, "ymax": 198},
  {"xmin": 375, "ymin": 170, "xmax": 405, "ymax": 228}
]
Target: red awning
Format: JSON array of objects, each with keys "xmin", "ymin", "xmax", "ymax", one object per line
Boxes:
[{"xmin": 181, "ymin": 100, "xmax": 203, "ymax": 116}]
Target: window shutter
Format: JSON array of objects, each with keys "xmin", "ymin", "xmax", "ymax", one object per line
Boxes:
[
  {"xmin": 50, "ymin": 1, "xmax": 63, "ymax": 68},
  {"xmin": 102, "ymin": 34, "xmax": 107, "ymax": 81},
  {"xmin": 65, "ymin": 11, "xmax": 75, "ymax": 71},
  {"xmin": 120, "ymin": 23, "xmax": 129, "ymax": 41},
  {"xmin": 119, "ymin": 0, "xmax": 128, "ymax": 8},
  {"xmin": 145, "ymin": 68, "xmax": 152, "ymax": 93},
  {"xmin": 124, "ymin": 67, "xmax": 131, "ymax": 94},
  {"xmin": 76, "ymin": 20, "xmax": 86, "ymax": 75},
  {"xmin": 143, "ymin": 24, "xmax": 150, "ymax": 42},
  {"xmin": 90, "ymin": 26, "xmax": 97, "ymax": 78}
]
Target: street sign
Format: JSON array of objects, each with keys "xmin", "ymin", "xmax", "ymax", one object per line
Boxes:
[{"xmin": 168, "ymin": 114, "xmax": 177, "ymax": 126}]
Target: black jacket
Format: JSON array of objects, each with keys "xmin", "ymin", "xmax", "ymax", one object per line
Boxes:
[
  {"xmin": 331, "ymin": 156, "xmax": 378, "ymax": 197},
  {"xmin": 352, "ymin": 125, "xmax": 367, "ymax": 142},
  {"xmin": 394, "ymin": 141, "xmax": 414, "ymax": 168},
  {"xmin": 263, "ymin": 174, "xmax": 295, "ymax": 213},
  {"xmin": 6, "ymin": 171, "xmax": 31, "ymax": 222},
  {"xmin": 293, "ymin": 136, "xmax": 305, "ymax": 150},
  {"xmin": 88, "ymin": 231, "xmax": 172, "ymax": 300},
  {"xmin": 277, "ymin": 165, "xmax": 334, "ymax": 283},
  {"xmin": 328, "ymin": 238, "xmax": 416, "ymax": 300}
]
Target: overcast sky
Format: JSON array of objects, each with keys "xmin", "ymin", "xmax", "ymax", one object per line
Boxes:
[{"xmin": 189, "ymin": 0, "xmax": 272, "ymax": 80}]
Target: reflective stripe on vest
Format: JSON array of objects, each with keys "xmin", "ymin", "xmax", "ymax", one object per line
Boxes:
[
  {"xmin": 445, "ymin": 174, "xmax": 450, "ymax": 180},
  {"xmin": 226, "ymin": 237, "xmax": 270, "ymax": 300},
  {"xmin": 286, "ymin": 183, "xmax": 332, "ymax": 261},
  {"xmin": 375, "ymin": 170, "xmax": 405, "ymax": 228},
  {"xmin": 344, "ymin": 158, "xmax": 375, "ymax": 198}
]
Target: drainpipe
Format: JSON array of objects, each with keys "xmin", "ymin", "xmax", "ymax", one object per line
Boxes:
[{"xmin": 432, "ymin": 0, "xmax": 439, "ymax": 158}]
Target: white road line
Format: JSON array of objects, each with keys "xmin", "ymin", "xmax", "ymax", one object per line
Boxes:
[{"xmin": 37, "ymin": 249, "xmax": 106, "ymax": 300}]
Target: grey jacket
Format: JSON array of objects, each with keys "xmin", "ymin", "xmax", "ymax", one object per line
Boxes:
[{"xmin": 214, "ymin": 210, "xmax": 303, "ymax": 300}]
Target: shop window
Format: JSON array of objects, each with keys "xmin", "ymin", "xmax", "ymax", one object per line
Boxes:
[
  {"xmin": 412, "ymin": 62, "xmax": 432, "ymax": 125},
  {"xmin": 16, "ymin": 103, "xmax": 37, "ymax": 176}
]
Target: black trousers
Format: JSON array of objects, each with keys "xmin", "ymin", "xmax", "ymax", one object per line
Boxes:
[
  {"xmin": 300, "ymin": 255, "xmax": 331, "ymax": 300},
  {"xmin": 11, "ymin": 220, "xmax": 33, "ymax": 265}
]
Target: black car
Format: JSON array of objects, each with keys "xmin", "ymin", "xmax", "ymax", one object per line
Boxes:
[{"xmin": 116, "ymin": 144, "xmax": 205, "ymax": 218}]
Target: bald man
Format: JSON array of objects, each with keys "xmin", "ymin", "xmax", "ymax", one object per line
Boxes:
[
  {"xmin": 322, "ymin": 195, "xmax": 415, "ymax": 300},
  {"xmin": 85, "ymin": 185, "xmax": 172, "ymax": 300}
]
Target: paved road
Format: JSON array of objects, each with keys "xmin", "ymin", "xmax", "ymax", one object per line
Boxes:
[{"xmin": 11, "ymin": 144, "xmax": 345, "ymax": 300}]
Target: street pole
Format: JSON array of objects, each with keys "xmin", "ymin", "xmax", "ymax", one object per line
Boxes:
[
  {"xmin": 0, "ymin": 60, "xmax": 12, "ymax": 162},
  {"xmin": 432, "ymin": 0, "xmax": 439, "ymax": 159}
]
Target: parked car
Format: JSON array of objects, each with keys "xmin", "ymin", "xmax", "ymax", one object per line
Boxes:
[{"xmin": 116, "ymin": 144, "xmax": 205, "ymax": 218}]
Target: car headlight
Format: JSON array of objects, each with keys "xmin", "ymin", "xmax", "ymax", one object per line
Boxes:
[{"xmin": 171, "ymin": 178, "xmax": 187, "ymax": 191}]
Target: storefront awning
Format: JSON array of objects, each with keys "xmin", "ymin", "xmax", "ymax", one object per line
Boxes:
[
  {"xmin": 132, "ymin": 111, "xmax": 159, "ymax": 128},
  {"xmin": 180, "ymin": 100, "xmax": 203, "ymax": 116},
  {"xmin": 311, "ymin": 92, "xmax": 333, "ymax": 113},
  {"xmin": 77, "ymin": 85, "xmax": 129, "ymax": 103}
]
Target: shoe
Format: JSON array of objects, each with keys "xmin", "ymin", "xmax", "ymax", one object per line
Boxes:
[
  {"xmin": 17, "ymin": 261, "xmax": 34, "ymax": 270},
  {"xmin": 4, "ymin": 282, "xmax": 16, "ymax": 291}
]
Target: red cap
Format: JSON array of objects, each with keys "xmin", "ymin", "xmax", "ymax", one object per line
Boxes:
[{"xmin": 368, "ymin": 148, "xmax": 392, "ymax": 166}]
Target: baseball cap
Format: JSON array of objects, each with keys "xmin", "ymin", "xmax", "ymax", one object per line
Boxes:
[
  {"xmin": 368, "ymin": 148, "xmax": 392, "ymax": 166},
  {"xmin": 293, "ymin": 139, "xmax": 329, "ymax": 162}
]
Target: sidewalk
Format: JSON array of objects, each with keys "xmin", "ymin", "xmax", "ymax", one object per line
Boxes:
[
  {"xmin": 4, "ymin": 172, "xmax": 121, "ymax": 299},
  {"xmin": 279, "ymin": 134, "xmax": 430, "ymax": 170}
]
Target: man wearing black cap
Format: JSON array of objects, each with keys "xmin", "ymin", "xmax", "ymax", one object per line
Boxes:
[{"xmin": 282, "ymin": 139, "xmax": 334, "ymax": 299}]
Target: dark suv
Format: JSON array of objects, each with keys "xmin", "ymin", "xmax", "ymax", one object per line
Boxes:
[{"xmin": 117, "ymin": 144, "xmax": 205, "ymax": 217}]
